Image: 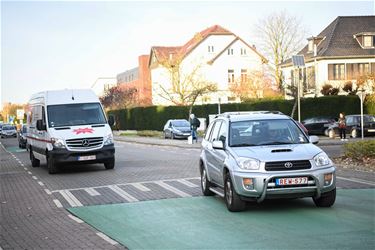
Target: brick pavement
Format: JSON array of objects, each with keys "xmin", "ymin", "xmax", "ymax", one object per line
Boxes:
[{"xmin": 0, "ymin": 143, "xmax": 126, "ymax": 250}]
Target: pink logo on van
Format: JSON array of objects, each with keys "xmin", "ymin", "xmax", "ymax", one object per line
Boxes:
[{"xmin": 73, "ymin": 128, "xmax": 94, "ymax": 135}]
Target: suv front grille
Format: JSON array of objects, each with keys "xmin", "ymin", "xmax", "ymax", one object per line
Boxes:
[
  {"xmin": 66, "ymin": 137, "xmax": 103, "ymax": 150},
  {"xmin": 265, "ymin": 160, "xmax": 311, "ymax": 171}
]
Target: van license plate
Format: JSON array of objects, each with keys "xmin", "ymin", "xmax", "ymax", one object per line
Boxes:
[
  {"xmin": 276, "ymin": 177, "xmax": 308, "ymax": 186},
  {"xmin": 78, "ymin": 155, "xmax": 96, "ymax": 161}
]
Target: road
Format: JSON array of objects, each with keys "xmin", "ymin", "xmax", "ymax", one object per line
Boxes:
[{"xmin": 1, "ymin": 137, "xmax": 374, "ymax": 249}]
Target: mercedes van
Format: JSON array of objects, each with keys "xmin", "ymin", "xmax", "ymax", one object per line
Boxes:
[{"xmin": 26, "ymin": 89, "xmax": 115, "ymax": 174}]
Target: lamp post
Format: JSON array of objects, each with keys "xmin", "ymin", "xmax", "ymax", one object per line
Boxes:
[{"xmin": 292, "ymin": 55, "xmax": 305, "ymax": 122}]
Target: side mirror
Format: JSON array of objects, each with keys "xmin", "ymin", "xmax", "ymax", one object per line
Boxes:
[
  {"xmin": 212, "ymin": 140, "xmax": 224, "ymax": 150},
  {"xmin": 108, "ymin": 115, "xmax": 115, "ymax": 127},
  {"xmin": 309, "ymin": 135, "xmax": 319, "ymax": 145},
  {"xmin": 36, "ymin": 120, "xmax": 46, "ymax": 131}
]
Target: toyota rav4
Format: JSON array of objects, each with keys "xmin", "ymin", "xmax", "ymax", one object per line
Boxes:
[{"xmin": 200, "ymin": 112, "xmax": 336, "ymax": 212}]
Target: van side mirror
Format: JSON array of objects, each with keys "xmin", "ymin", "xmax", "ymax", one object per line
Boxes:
[
  {"xmin": 212, "ymin": 140, "xmax": 224, "ymax": 150},
  {"xmin": 108, "ymin": 115, "xmax": 115, "ymax": 126},
  {"xmin": 36, "ymin": 120, "xmax": 46, "ymax": 131}
]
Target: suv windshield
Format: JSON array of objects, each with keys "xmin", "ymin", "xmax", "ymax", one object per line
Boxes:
[
  {"xmin": 172, "ymin": 120, "xmax": 190, "ymax": 127},
  {"xmin": 230, "ymin": 119, "xmax": 308, "ymax": 147},
  {"xmin": 47, "ymin": 103, "xmax": 106, "ymax": 128}
]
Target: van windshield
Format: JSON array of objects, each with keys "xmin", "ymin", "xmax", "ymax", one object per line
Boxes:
[{"xmin": 47, "ymin": 103, "xmax": 106, "ymax": 128}]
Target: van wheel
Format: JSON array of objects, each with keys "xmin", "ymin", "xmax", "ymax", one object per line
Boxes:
[
  {"xmin": 313, "ymin": 188, "xmax": 336, "ymax": 207},
  {"xmin": 47, "ymin": 155, "xmax": 58, "ymax": 174},
  {"xmin": 201, "ymin": 167, "xmax": 214, "ymax": 196},
  {"xmin": 30, "ymin": 149, "xmax": 40, "ymax": 168},
  {"xmin": 224, "ymin": 173, "xmax": 246, "ymax": 212},
  {"xmin": 104, "ymin": 157, "xmax": 115, "ymax": 169}
]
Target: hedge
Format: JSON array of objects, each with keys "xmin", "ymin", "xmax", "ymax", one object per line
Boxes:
[{"xmin": 108, "ymin": 95, "xmax": 374, "ymax": 131}]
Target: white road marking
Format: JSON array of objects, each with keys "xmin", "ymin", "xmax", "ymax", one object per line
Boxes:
[
  {"xmin": 177, "ymin": 179, "xmax": 198, "ymax": 188},
  {"xmin": 53, "ymin": 199, "xmax": 63, "ymax": 208},
  {"xmin": 96, "ymin": 232, "xmax": 118, "ymax": 245},
  {"xmin": 131, "ymin": 183, "xmax": 151, "ymax": 192},
  {"xmin": 59, "ymin": 190, "xmax": 83, "ymax": 207},
  {"xmin": 68, "ymin": 214, "xmax": 84, "ymax": 223},
  {"xmin": 38, "ymin": 181, "xmax": 44, "ymax": 186},
  {"xmin": 155, "ymin": 181, "xmax": 191, "ymax": 198},
  {"xmin": 108, "ymin": 185, "xmax": 138, "ymax": 202},
  {"xmin": 337, "ymin": 176, "xmax": 375, "ymax": 186},
  {"xmin": 27, "ymin": 171, "xmax": 32, "ymax": 175},
  {"xmin": 32, "ymin": 176, "xmax": 38, "ymax": 180},
  {"xmin": 44, "ymin": 189, "xmax": 52, "ymax": 195},
  {"xmin": 85, "ymin": 188, "xmax": 100, "ymax": 196},
  {"xmin": 23, "ymin": 167, "xmax": 28, "ymax": 170}
]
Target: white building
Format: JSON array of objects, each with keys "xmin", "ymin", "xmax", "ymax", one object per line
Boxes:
[
  {"xmin": 149, "ymin": 25, "xmax": 268, "ymax": 106},
  {"xmin": 281, "ymin": 16, "xmax": 375, "ymax": 97}
]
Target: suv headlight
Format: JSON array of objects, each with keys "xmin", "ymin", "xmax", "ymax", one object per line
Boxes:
[
  {"xmin": 51, "ymin": 138, "xmax": 65, "ymax": 148},
  {"xmin": 314, "ymin": 152, "xmax": 331, "ymax": 167},
  {"xmin": 236, "ymin": 157, "xmax": 260, "ymax": 170},
  {"xmin": 103, "ymin": 133, "xmax": 114, "ymax": 145}
]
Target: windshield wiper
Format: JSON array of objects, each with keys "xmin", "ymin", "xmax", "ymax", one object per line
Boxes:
[{"xmin": 230, "ymin": 143, "xmax": 257, "ymax": 147}]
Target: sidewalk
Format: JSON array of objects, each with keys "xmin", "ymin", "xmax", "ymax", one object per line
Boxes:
[
  {"xmin": 113, "ymin": 131, "xmax": 372, "ymax": 148},
  {"xmin": 0, "ymin": 143, "xmax": 124, "ymax": 250}
]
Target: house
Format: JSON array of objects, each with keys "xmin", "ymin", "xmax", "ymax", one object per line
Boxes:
[
  {"xmin": 149, "ymin": 25, "xmax": 268, "ymax": 106},
  {"xmin": 116, "ymin": 55, "xmax": 152, "ymax": 106},
  {"xmin": 281, "ymin": 16, "xmax": 375, "ymax": 97}
]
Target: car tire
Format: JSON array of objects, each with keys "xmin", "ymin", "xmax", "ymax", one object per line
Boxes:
[
  {"xmin": 313, "ymin": 188, "xmax": 336, "ymax": 207},
  {"xmin": 47, "ymin": 155, "xmax": 58, "ymax": 174},
  {"xmin": 30, "ymin": 149, "xmax": 40, "ymax": 168},
  {"xmin": 351, "ymin": 129, "xmax": 357, "ymax": 138},
  {"xmin": 328, "ymin": 129, "xmax": 335, "ymax": 138},
  {"xmin": 324, "ymin": 129, "xmax": 329, "ymax": 136},
  {"xmin": 201, "ymin": 167, "xmax": 214, "ymax": 196},
  {"xmin": 104, "ymin": 157, "xmax": 115, "ymax": 169},
  {"xmin": 224, "ymin": 173, "xmax": 246, "ymax": 212}
]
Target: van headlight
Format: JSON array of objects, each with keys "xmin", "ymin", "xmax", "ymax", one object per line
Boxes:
[
  {"xmin": 51, "ymin": 138, "xmax": 65, "ymax": 148},
  {"xmin": 314, "ymin": 152, "xmax": 331, "ymax": 167},
  {"xmin": 236, "ymin": 157, "xmax": 260, "ymax": 170},
  {"xmin": 103, "ymin": 133, "xmax": 114, "ymax": 145}
]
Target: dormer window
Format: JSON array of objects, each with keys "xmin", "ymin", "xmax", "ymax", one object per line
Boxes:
[
  {"xmin": 308, "ymin": 40, "xmax": 314, "ymax": 52},
  {"xmin": 354, "ymin": 33, "xmax": 375, "ymax": 48},
  {"xmin": 363, "ymin": 36, "xmax": 373, "ymax": 47}
]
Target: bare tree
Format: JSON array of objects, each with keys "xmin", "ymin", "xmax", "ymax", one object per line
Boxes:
[
  {"xmin": 255, "ymin": 11, "xmax": 307, "ymax": 92},
  {"xmin": 155, "ymin": 53, "xmax": 217, "ymax": 114},
  {"xmin": 100, "ymin": 85, "xmax": 137, "ymax": 110}
]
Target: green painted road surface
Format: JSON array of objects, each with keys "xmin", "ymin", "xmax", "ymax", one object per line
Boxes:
[
  {"xmin": 69, "ymin": 189, "xmax": 375, "ymax": 249},
  {"xmin": 5, "ymin": 146, "xmax": 26, "ymax": 153}
]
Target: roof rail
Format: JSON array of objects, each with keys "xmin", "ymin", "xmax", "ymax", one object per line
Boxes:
[{"xmin": 215, "ymin": 111, "xmax": 284, "ymax": 118}]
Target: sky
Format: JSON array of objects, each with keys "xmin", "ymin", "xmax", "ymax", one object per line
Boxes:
[{"xmin": 1, "ymin": 0, "xmax": 374, "ymax": 106}]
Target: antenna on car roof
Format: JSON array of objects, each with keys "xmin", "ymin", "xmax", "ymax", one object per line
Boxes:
[{"xmin": 71, "ymin": 89, "xmax": 75, "ymax": 100}]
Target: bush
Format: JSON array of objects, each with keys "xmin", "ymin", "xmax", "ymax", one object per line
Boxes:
[
  {"xmin": 120, "ymin": 130, "xmax": 163, "ymax": 138},
  {"xmin": 320, "ymin": 84, "xmax": 339, "ymax": 96},
  {"xmin": 344, "ymin": 140, "xmax": 375, "ymax": 160}
]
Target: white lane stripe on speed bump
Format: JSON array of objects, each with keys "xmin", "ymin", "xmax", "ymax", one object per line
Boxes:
[
  {"xmin": 177, "ymin": 179, "xmax": 198, "ymax": 188},
  {"xmin": 59, "ymin": 190, "xmax": 83, "ymax": 207},
  {"xmin": 108, "ymin": 185, "xmax": 138, "ymax": 202},
  {"xmin": 96, "ymin": 232, "xmax": 118, "ymax": 245},
  {"xmin": 53, "ymin": 199, "xmax": 63, "ymax": 208},
  {"xmin": 68, "ymin": 214, "xmax": 83, "ymax": 223},
  {"xmin": 337, "ymin": 176, "xmax": 375, "ymax": 186},
  {"xmin": 131, "ymin": 183, "xmax": 151, "ymax": 192},
  {"xmin": 85, "ymin": 188, "xmax": 100, "ymax": 196},
  {"xmin": 44, "ymin": 189, "xmax": 52, "ymax": 195},
  {"xmin": 155, "ymin": 181, "xmax": 191, "ymax": 198}
]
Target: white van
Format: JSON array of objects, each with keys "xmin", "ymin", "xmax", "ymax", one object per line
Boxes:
[{"xmin": 26, "ymin": 89, "xmax": 115, "ymax": 174}]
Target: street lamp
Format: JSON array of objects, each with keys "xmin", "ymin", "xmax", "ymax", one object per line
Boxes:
[{"xmin": 292, "ymin": 55, "xmax": 305, "ymax": 122}]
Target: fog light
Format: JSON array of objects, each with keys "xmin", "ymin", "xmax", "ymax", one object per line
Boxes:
[
  {"xmin": 324, "ymin": 173, "xmax": 333, "ymax": 186},
  {"xmin": 243, "ymin": 178, "xmax": 254, "ymax": 190}
]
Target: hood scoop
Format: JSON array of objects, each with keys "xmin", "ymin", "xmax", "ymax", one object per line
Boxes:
[{"xmin": 271, "ymin": 148, "xmax": 292, "ymax": 153}]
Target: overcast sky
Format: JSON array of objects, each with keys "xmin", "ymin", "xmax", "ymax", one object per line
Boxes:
[{"xmin": 1, "ymin": 0, "xmax": 374, "ymax": 105}]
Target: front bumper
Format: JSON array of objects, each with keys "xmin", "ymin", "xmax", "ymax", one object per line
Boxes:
[
  {"xmin": 48, "ymin": 144, "xmax": 115, "ymax": 164},
  {"xmin": 232, "ymin": 166, "xmax": 336, "ymax": 202},
  {"xmin": 1, "ymin": 133, "xmax": 17, "ymax": 137}
]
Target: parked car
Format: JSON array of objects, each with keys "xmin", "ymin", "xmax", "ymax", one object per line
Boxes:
[
  {"xmin": 163, "ymin": 119, "xmax": 191, "ymax": 139},
  {"xmin": 302, "ymin": 116, "xmax": 336, "ymax": 135},
  {"xmin": 18, "ymin": 125, "xmax": 28, "ymax": 148},
  {"xmin": 1, "ymin": 125, "xmax": 17, "ymax": 138},
  {"xmin": 327, "ymin": 114, "xmax": 375, "ymax": 138},
  {"xmin": 200, "ymin": 111, "xmax": 336, "ymax": 212}
]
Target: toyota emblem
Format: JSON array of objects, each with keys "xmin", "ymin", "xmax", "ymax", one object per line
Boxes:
[
  {"xmin": 82, "ymin": 139, "xmax": 90, "ymax": 147},
  {"xmin": 284, "ymin": 162, "xmax": 293, "ymax": 168}
]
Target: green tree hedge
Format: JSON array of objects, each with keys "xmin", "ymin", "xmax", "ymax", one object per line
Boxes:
[{"xmin": 108, "ymin": 95, "xmax": 374, "ymax": 131}]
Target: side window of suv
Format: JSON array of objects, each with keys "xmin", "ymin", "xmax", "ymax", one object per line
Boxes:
[
  {"xmin": 346, "ymin": 116, "xmax": 354, "ymax": 125},
  {"xmin": 209, "ymin": 120, "xmax": 222, "ymax": 142},
  {"xmin": 204, "ymin": 122, "xmax": 214, "ymax": 141},
  {"xmin": 217, "ymin": 121, "xmax": 228, "ymax": 143}
]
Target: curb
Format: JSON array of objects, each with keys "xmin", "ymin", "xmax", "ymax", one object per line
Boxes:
[{"xmin": 115, "ymin": 137, "xmax": 201, "ymax": 149}]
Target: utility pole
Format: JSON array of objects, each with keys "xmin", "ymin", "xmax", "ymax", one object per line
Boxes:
[{"xmin": 292, "ymin": 55, "xmax": 305, "ymax": 122}]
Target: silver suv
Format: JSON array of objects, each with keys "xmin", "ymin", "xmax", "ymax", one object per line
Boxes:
[{"xmin": 200, "ymin": 112, "xmax": 336, "ymax": 212}]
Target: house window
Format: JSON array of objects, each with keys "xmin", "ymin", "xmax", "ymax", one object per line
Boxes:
[
  {"xmin": 346, "ymin": 63, "xmax": 370, "ymax": 79},
  {"xmin": 228, "ymin": 69, "xmax": 235, "ymax": 84},
  {"xmin": 241, "ymin": 69, "xmax": 247, "ymax": 83},
  {"xmin": 240, "ymin": 48, "xmax": 247, "ymax": 55},
  {"xmin": 208, "ymin": 46, "xmax": 214, "ymax": 52},
  {"xmin": 308, "ymin": 40, "xmax": 314, "ymax": 52},
  {"xmin": 359, "ymin": 63, "xmax": 370, "ymax": 76},
  {"xmin": 306, "ymin": 66, "xmax": 315, "ymax": 89},
  {"xmin": 363, "ymin": 36, "xmax": 372, "ymax": 47},
  {"xmin": 328, "ymin": 64, "xmax": 345, "ymax": 80},
  {"xmin": 227, "ymin": 48, "xmax": 234, "ymax": 55}
]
